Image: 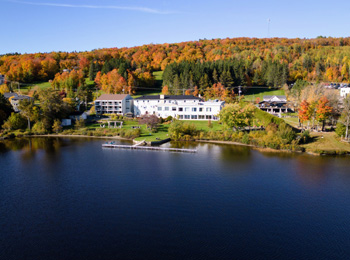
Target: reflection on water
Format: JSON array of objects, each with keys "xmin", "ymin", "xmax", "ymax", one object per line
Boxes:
[{"xmin": 1, "ymin": 137, "xmax": 350, "ymax": 260}]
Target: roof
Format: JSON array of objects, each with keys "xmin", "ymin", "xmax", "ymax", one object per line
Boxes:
[
  {"xmin": 12, "ymin": 95, "xmax": 33, "ymax": 101},
  {"xmin": 135, "ymin": 95, "xmax": 202, "ymax": 100},
  {"xmin": 4, "ymin": 92, "xmax": 18, "ymax": 99},
  {"xmin": 96, "ymin": 94, "xmax": 130, "ymax": 101},
  {"xmin": 263, "ymin": 95, "xmax": 287, "ymax": 102}
]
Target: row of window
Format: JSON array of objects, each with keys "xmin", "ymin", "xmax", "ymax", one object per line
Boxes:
[
  {"xmin": 158, "ymin": 107, "xmax": 212, "ymax": 112},
  {"xmin": 178, "ymin": 115, "xmax": 216, "ymax": 120},
  {"xmin": 137, "ymin": 100, "xmax": 196, "ymax": 103},
  {"xmin": 96, "ymin": 102, "xmax": 122, "ymax": 105}
]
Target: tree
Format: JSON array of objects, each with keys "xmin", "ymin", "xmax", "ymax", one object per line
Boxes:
[
  {"xmin": 52, "ymin": 119, "xmax": 62, "ymax": 133},
  {"xmin": 0, "ymin": 84, "xmax": 10, "ymax": 95},
  {"xmin": 75, "ymin": 118, "xmax": 85, "ymax": 129},
  {"xmin": 298, "ymin": 100, "xmax": 310, "ymax": 128},
  {"xmin": 0, "ymin": 93, "xmax": 13, "ymax": 128},
  {"xmin": 138, "ymin": 114, "xmax": 160, "ymax": 132},
  {"xmin": 219, "ymin": 103, "xmax": 255, "ymax": 131},
  {"xmin": 316, "ymin": 96, "xmax": 332, "ymax": 131},
  {"xmin": 18, "ymin": 98, "xmax": 38, "ymax": 130},
  {"xmin": 339, "ymin": 95, "xmax": 350, "ymax": 140},
  {"xmin": 2, "ymin": 112, "xmax": 27, "ymax": 131},
  {"xmin": 38, "ymin": 88, "xmax": 71, "ymax": 130}
]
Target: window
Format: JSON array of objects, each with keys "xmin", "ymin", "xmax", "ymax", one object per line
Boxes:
[
  {"xmin": 179, "ymin": 115, "xmax": 183, "ymax": 119},
  {"xmin": 192, "ymin": 107, "xmax": 197, "ymax": 112},
  {"xmin": 206, "ymin": 115, "xmax": 212, "ymax": 119},
  {"xmin": 164, "ymin": 107, "xmax": 169, "ymax": 111},
  {"xmin": 199, "ymin": 108, "xmax": 203, "ymax": 112},
  {"xmin": 199, "ymin": 115, "xmax": 205, "ymax": 119},
  {"xmin": 184, "ymin": 115, "xmax": 190, "ymax": 119},
  {"xmin": 191, "ymin": 115, "xmax": 197, "ymax": 119},
  {"xmin": 158, "ymin": 107, "xmax": 162, "ymax": 111},
  {"xmin": 178, "ymin": 107, "xmax": 183, "ymax": 112},
  {"xmin": 185, "ymin": 107, "xmax": 190, "ymax": 112},
  {"xmin": 206, "ymin": 107, "xmax": 212, "ymax": 112},
  {"xmin": 172, "ymin": 107, "xmax": 177, "ymax": 111}
]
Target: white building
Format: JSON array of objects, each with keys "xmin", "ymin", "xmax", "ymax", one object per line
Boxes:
[
  {"xmin": 134, "ymin": 95, "xmax": 225, "ymax": 120},
  {"xmin": 340, "ymin": 87, "xmax": 350, "ymax": 98},
  {"xmin": 95, "ymin": 94, "xmax": 133, "ymax": 115},
  {"xmin": 9, "ymin": 95, "xmax": 34, "ymax": 112}
]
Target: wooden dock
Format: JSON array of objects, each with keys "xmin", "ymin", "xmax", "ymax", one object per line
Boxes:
[{"xmin": 102, "ymin": 143, "xmax": 197, "ymax": 153}]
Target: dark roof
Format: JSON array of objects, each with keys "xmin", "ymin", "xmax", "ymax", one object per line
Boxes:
[
  {"xmin": 96, "ymin": 94, "xmax": 130, "ymax": 101},
  {"xmin": 4, "ymin": 92, "xmax": 18, "ymax": 99},
  {"xmin": 135, "ymin": 95, "xmax": 202, "ymax": 100},
  {"xmin": 12, "ymin": 95, "xmax": 33, "ymax": 101}
]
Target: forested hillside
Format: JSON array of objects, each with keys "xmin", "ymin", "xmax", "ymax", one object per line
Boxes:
[{"xmin": 2, "ymin": 37, "xmax": 350, "ymax": 94}]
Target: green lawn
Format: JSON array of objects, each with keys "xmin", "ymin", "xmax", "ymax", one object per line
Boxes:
[
  {"xmin": 301, "ymin": 132, "xmax": 350, "ymax": 154},
  {"xmin": 18, "ymin": 81, "xmax": 51, "ymax": 94},
  {"xmin": 243, "ymin": 88, "xmax": 285, "ymax": 102},
  {"xmin": 182, "ymin": 120, "xmax": 223, "ymax": 131},
  {"xmin": 282, "ymin": 117, "xmax": 299, "ymax": 128}
]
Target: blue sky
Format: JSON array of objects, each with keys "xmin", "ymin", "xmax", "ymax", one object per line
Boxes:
[{"xmin": 1, "ymin": 0, "xmax": 350, "ymax": 54}]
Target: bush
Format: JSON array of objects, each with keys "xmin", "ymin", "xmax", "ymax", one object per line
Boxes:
[
  {"xmin": 277, "ymin": 123, "xmax": 296, "ymax": 144},
  {"xmin": 32, "ymin": 121, "xmax": 48, "ymax": 135},
  {"xmin": 2, "ymin": 113, "xmax": 27, "ymax": 131},
  {"xmin": 335, "ymin": 122, "xmax": 346, "ymax": 137},
  {"xmin": 299, "ymin": 130, "xmax": 311, "ymax": 144},
  {"xmin": 168, "ymin": 120, "xmax": 197, "ymax": 141}
]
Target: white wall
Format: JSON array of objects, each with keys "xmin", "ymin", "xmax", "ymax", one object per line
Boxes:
[
  {"xmin": 340, "ymin": 88, "xmax": 350, "ymax": 98},
  {"xmin": 134, "ymin": 98, "xmax": 224, "ymax": 120}
]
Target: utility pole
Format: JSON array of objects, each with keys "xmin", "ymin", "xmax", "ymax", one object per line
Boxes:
[
  {"xmin": 238, "ymin": 86, "xmax": 242, "ymax": 100},
  {"xmin": 267, "ymin": 18, "xmax": 271, "ymax": 38}
]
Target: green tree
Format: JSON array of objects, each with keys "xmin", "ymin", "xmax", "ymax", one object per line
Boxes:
[
  {"xmin": 38, "ymin": 88, "xmax": 71, "ymax": 130},
  {"xmin": 338, "ymin": 95, "xmax": 350, "ymax": 140},
  {"xmin": 74, "ymin": 118, "xmax": 85, "ymax": 129},
  {"xmin": 18, "ymin": 98, "xmax": 39, "ymax": 130},
  {"xmin": 52, "ymin": 119, "xmax": 62, "ymax": 133},
  {"xmin": 219, "ymin": 103, "xmax": 255, "ymax": 131},
  {"xmin": 2, "ymin": 112, "xmax": 27, "ymax": 131},
  {"xmin": 0, "ymin": 93, "xmax": 13, "ymax": 129}
]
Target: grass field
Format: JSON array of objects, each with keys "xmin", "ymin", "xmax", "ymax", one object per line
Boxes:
[
  {"xmin": 17, "ymin": 81, "xmax": 51, "ymax": 94},
  {"xmin": 301, "ymin": 132, "xmax": 350, "ymax": 153},
  {"xmin": 243, "ymin": 88, "xmax": 285, "ymax": 102}
]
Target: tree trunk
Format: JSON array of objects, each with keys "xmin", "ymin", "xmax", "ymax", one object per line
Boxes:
[{"xmin": 27, "ymin": 117, "xmax": 31, "ymax": 131}]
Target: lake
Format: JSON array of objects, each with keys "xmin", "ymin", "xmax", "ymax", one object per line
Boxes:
[{"xmin": 1, "ymin": 137, "xmax": 350, "ymax": 259}]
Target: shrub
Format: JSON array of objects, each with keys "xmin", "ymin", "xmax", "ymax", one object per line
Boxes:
[
  {"xmin": 168, "ymin": 120, "xmax": 197, "ymax": 141},
  {"xmin": 32, "ymin": 121, "xmax": 48, "ymax": 135},
  {"xmin": 299, "ymin": 130, "xmax": 311, "ymax": 144},
  {"xmin": 335, "ymin": 122, "xmax": 346, "ymax": 137},
  {"xmin": 2, "ymin": 113, "xmax": 27, "ymax": 131}
]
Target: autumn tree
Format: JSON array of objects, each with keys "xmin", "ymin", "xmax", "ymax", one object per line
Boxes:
[
  {"xmin": 138, "ymin": 114, "xmax": 160, "ymax": 132},
  {"xmin": 52, "ymin": 119, "xmax": 62, "ymax": 133},
  {"xmin": 298, "ymin": 100, "xmax": 311, "ymax": 129},
  {"xmin": 219, "ymin": 103, "xmax": 255, "ymax": 131},
  {"xmin": 316, "ymin": 96, "xmax": 332, "ymax": 131}
]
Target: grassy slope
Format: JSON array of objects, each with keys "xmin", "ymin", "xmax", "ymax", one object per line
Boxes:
[
  {"xmin": 132, "ymin": 71, "xmax": 162, "ymax": 98},
  {"xmin": 301, "ymin": 132, "xmax": 350, "ymax": 153},
  {"xmin": 243, "ymin": 88, "xmax": 285, "ymax": 102},
  {"xmin": 18, "ymin": 81, "xmax": 51, "ymax": 94},
  {"xmin": 133, "ymin": 120, "xmax": 223, "ymax": 142}
]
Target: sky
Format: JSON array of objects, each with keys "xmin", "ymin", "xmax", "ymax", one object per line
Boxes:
[{"xmin": 1, "ymin": 0, "xmax": 350, "ymax": 54}]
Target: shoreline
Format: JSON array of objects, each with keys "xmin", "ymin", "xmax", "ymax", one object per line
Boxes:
[{"xmin": 2, "ymin": 134, "xmax": 350, "ymax": 156}]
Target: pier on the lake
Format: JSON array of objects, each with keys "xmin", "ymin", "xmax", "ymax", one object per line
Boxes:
[{"xmin": 102, "ymin": 143, "xmax": 197, "ymax": 153}]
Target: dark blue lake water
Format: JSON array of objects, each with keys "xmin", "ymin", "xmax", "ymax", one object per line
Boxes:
[{"xmin": 1, "ymin": 137, "xmax": 350, "ymax": 260}]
